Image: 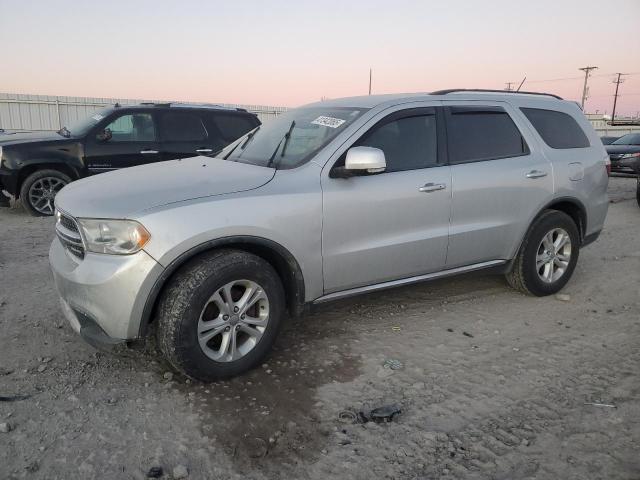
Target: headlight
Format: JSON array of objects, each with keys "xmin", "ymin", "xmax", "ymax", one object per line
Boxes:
[
  {"xmin": 621, "ymin": 153, "xmax": 640, "ymax": 159},
  {"xmin": 77, "ymin": 218, "xmax": 151, "ymax": 255}
]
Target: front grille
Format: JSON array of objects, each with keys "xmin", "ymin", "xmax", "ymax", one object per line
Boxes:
[{"xmin": 55, "ymin": 211, "xmax": 85, "ymax": 260}]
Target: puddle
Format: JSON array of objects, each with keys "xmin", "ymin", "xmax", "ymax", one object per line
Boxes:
[{"xmin": 178, "ymin": 315, "xmax": 362, "ymax": 474}]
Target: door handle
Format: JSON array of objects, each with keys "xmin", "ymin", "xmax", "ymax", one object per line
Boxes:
[
  {"xmin": 140, "ymin": 150, "xmax": 159, "ymax": 155},
  {"xmin": 196, "ymin": 148, "xmax": 213, "ymax": 154},
  {"xmin": 419, "ymin": 183, "xmax": 446, "ymax": 193},
  {"xmin": 525, "ymin": 170, "xmax": 547, "ymax": 179}
]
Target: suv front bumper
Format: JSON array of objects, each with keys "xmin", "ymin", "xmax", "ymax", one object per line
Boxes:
[{"xmin": 49, "ymin": 237, "xmax": 164, "ymax": 344}]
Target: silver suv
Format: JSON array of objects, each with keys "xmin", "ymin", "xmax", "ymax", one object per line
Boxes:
[{"xmin": 50, "ymin": 90, "xmax": 610, "ymax": 381}]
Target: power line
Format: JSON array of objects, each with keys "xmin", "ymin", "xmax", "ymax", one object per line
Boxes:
[{"xmin": 579, "ymin": 66, "xmax": 598, "ymax": 109}]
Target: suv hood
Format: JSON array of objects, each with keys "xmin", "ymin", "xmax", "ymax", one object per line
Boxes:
[
  {"xmin": 0, "ymin": 131, "xmax": 66, "ymax": 146},
  {"xmin": 55, "ymin": 156, "xmax": 276, "ymax": 218}
]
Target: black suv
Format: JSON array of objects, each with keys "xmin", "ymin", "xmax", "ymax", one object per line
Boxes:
[{"xmin": 0, "ymin": 103, "xmax": 260, "ymax": 215}]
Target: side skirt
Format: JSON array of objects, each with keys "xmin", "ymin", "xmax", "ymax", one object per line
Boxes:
[{"xmin": 312, "ymin": 260, "xmax": 507, "ymax": 304}]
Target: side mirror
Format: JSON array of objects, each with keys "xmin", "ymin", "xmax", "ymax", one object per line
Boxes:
[
  {"xmin": 332, "ymin": 146, "xmax": 386, "ymax": 178},
  {"xmin": 96, "ymin": 128, "xmax": 112, "ymax": 142}
]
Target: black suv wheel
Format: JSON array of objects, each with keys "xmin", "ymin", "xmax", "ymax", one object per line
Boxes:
[
  {"xmin": 156, "ymin": 249, "xmax": 285, "ymax": 382},
  {"xmin": 506, "ymin": 210, "xmax": 580, "ymax": 296},
  {"xmin": 20, "ymin": 169, "xmax": 71, "ymax": 216}
]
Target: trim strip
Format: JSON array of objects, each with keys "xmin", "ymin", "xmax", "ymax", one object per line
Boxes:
[{"xmin": 313, "ymin": 260, "xmax": 506, "ymax": 304}]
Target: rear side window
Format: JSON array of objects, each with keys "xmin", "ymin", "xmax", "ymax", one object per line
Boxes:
[
  {"xmin": 446, "ymin": 107, "xmax": 528, "ymax": 164},
  {"xmin": 209, "ymin": 113, "xmax": 258, "ymax": 143},
  {"xmin": 160, "ymin": 113, "xmax": 207, "ymax": 142},
  {"xmin": 521, "ymin": 108, "xmax": 590, "ymax": 149}
]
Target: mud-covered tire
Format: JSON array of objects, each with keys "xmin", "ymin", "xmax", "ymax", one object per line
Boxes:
[
  {"xmin": 19, "ymin": 169, "xmax": 71, "ymax": 216},
  {"xmin": 156, "ymin": 249, "xmax": 286, "ymax": 382},
  {"xmin": 506, "ymin": 210, "xmax": 580, "ymax": 296}
]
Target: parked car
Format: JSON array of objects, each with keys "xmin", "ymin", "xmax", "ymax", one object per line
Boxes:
[
  {"xmin": 0, "ymin": 103, "xmax": 260, "ymax": 215},
  {"xmin": 600, "ymin": 136, "xmax": 620, "ymax": 145},
  {"xmin": 50, "ymin": 90, "xmax": 609, "ymax": 381},
  {"xmin": 605, "ymin": 133, "xmax": 640, "ymax": 175}
]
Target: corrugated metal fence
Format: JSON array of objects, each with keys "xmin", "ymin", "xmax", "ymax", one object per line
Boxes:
[{"xmin": 0, "ymin": 93, "xmax": 288, "ymax": 133}]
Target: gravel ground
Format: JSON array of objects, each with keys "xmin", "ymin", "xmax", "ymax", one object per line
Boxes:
[{"xmin": 1, "ymin": 177, "xmax": 639, "ymax": 480}]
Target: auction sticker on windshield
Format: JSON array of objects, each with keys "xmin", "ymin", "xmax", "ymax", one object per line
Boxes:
[{"xmin": 311, "ymin": 116, "xmax": 346, "ymax": 128}]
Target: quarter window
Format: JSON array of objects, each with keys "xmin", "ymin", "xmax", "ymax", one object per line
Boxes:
[
  {"xmin": 521, "ymin": 108, "xmax": 590, "ymax": 149},
  {"xmin": 446, "ymin": 107, "xmax": 528, "ymax": 164},
  {"xmin": 356, "ymin": 113, "xmax": 438, "ymax": 172},
  {"xmin": 104, "ymin": 113, "xmax": 156, "ymax": 142},
  {"xmin": 160, "ymin": 113, "xmax": 208, "ymax": 142}
]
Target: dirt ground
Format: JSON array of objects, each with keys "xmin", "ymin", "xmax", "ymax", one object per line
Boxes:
[{"xmin": 0, "ymin": 177, "xmax": 638, "ymax": 480}]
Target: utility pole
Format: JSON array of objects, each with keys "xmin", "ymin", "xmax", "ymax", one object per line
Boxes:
[
  {"xmin": 504, "ymin": 82, "xmax": 514, "ymax": 91},
  {"xmin": 611, "ymin": 73, "xmax": 626, "ymax": 124},
  {"xmin": 579, "ymin": 66, "xmax": 598, "ymax": 110},
  {"xmin": 368, "ymin": 68, "xmax": 372, "ymax": 95}
]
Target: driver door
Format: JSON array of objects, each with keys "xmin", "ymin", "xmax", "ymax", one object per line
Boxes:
[
  {"xmin": 84, "ymin": 111, "xmax": 161, "ymax": 173},
  {"xmin": 321, "ymin": 105, "xmax": 452, "ymax": 293}
]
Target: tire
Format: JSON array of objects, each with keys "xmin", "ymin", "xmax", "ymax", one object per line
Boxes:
[
  {"xmin": 506, "ymin": 210, "xmax": 580, "ymax": 296},
  {"xmin": 156, "ymin": 249, "xmax": 286, "ymax": 382},
  {"xmin": 19, "ymin": 169, "xmax": 71, "ymax": 216}
]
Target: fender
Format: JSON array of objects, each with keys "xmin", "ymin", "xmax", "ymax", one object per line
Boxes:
[{"xmin": 138, "ymin": 235, "xmax": 306, "ymax": 337}]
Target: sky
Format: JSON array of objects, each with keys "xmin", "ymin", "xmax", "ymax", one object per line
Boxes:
[{"xmin": 1, "ymin": 0, "xmax": 639, "ymax": 115}]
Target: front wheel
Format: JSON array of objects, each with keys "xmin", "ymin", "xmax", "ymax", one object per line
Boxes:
[
  {"xmin": 506, "ymin": 210, "xmax": 580, "ymax": 296},
  {"xmin": 156, "ymin": 249, "xmax": 286, "ymax": 382},
  {"xmin": 19, "ymin": 169, "xmax": 71, "ymax": 216}
]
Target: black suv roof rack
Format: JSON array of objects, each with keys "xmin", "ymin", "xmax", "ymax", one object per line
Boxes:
[
  {"xmin": 137, "ymin": 102, "xmax": 248, "ymax": 112},
  {"xmin": 431, "ymin": 89, "xmax": 563, "ymax": 100}
]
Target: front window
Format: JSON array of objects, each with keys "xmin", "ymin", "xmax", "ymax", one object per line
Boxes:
[
  {"xmin": 61, "ymin": 108, "xmax": 114, "ymax": 137},
  {"xmin": 217, "ymin": 107, "xmax": 368, "ymax": 169}
]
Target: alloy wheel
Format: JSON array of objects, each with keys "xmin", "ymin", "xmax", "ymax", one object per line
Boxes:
[
  {"xmin": 28, "ymin": 177, "xmax": 67, "ymax": 215},
  {"xmin": 197, "ymin": 279, "xmax": 270, "ymax": 362},
  {"xmin": 535, "ymin": 228, "xmax": 572, "ymax": 283}
]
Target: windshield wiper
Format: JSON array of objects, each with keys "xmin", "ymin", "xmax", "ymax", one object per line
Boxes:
[
  {"xmin": 223, "ymin": 126, "xmax": 261, "ymax": 160},
  {"xmin": 267, "ymin": 121, "xmax": 295, "ymax": 168},
  {"xmin": 57, "ymin": 126, "xmax": 71, "ymax": 138}
]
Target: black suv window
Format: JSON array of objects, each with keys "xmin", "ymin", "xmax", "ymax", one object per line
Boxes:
[
  {"xmin": 521, "ymin": 108, "xmax": 590, "ymax": 149},
  {"xmin": 355, "ymin": 111, "xmax": 438, "ymax": 172},
  {"xmin": 208, "ymin": 113, "xmax": 258, "ymax": 143},
  {"xmin": 160, "ymin": 112, "xmax": 208, "ymax": 142},
  {"xmin": 104, "ymin": 113, "xmax": 156, "ymax": 142},
  {"xmin": 446, "ymin": 106, "xmax": 528, "ymax": 164}
]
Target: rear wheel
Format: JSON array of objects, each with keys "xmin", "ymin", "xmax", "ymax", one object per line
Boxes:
[
  {"xmin": 506, "ymin": 210, "xmax": 580, "ymax": 296},
  {"xmin": 19, "ymin": 169, "xmax": 71, "ymax": 216},
  {"xmin": 156, "ymin": 249, "xmax": 286, "ymax": 382}
]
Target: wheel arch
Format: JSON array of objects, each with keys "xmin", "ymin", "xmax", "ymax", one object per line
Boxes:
[
  {"xmin": 512, "ymin": 196, "xmax": 587, "ymax": 262},
  {"xmin": 138, "ymin": 236, "xmax": 306, "ymax": 337},
  {"xmin": 17, "ymin": 161, "xmax": 80, "ymax": 198}
]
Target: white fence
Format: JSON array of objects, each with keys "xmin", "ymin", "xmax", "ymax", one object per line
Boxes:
[
  {"xmin": 1, "ymin": 92, "xmax": 638, "ymax": 138},
  {"xmin": 0, "ymin": 93, "xmax": 288, "ymax": 133}
]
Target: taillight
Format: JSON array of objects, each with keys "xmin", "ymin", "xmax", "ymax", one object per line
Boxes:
[{"xmin": 605, "ymin": 156, "xmax": 611, "ymax": 175}]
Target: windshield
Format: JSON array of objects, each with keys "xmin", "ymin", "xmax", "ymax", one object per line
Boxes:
[
  {"xmin": 217, "ymin": 106, "xmax": 368, "ymax": 169},
  {"xmin": 60, "ymin": 107, "xmax": 114, "ymax": 137},
  {"xmin": 612, "ymin": 133, "xmax": 640, "ymax": 145}
]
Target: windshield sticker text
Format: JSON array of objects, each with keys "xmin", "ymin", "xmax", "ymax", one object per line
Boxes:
[{"xmin": 311, "ymin": 116, "xmax": 346, "ymax": 129}]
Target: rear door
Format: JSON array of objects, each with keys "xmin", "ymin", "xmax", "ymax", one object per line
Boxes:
[
  {"xmin": 202, "ymin": 111, "xmax": 260, "ymax": 153},
  {"xmin": 443, "ymin": 102, "xmax": 553, "ymax": 267},
  {"xmin": 158, "ymin": 110, "xmax": 214, "ymax": 161},
  {"xmin": 84, "ymin": 110, "xmax": 161, "ymax": 172}
]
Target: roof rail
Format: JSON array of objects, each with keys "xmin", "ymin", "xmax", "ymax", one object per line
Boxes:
[{"xmin": 431, "ymin": 89, "xmax": 563, "ymax": 100}]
